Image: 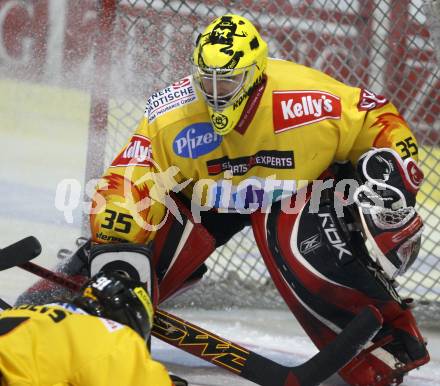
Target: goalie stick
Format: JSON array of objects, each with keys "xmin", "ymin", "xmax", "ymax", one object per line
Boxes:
[
  {"xmin": 0, "ymin": 297, "xmax": 11, "ymax": 311},
  {"xmin": 0, "ymin": 240, "xmax": 383, "ymax": 386},
  {"xmin": 0, "ymin": 236, "xmax": 41, "ymax": 270}
]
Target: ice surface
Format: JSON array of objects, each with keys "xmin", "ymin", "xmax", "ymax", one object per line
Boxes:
[{"xmin": 153, "ymin": 310, "xmax": 440, "ymax": 386}]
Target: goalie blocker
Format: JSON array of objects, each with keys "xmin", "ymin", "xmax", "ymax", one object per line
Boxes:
[{"xmin": 251, "ymin": 178, "xmax": 429, "ymax": 386}]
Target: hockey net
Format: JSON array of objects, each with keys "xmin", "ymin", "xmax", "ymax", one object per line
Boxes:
[{"xmin": 87, "ymin": 0, "xmax": 440, "ymax": 319}]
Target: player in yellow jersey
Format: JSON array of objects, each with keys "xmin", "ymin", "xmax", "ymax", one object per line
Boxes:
[
  {"xmin": 0, "ymin": 270, "xmax": 186, "ymax": 386},
  {"xmin": 47, "ymin": 14, "xmax": 428, "ymax": 386}
]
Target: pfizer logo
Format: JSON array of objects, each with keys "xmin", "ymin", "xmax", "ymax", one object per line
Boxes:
[{"xmin": 173, "ymin": 123, "xmax": 222, "ymax": 159}]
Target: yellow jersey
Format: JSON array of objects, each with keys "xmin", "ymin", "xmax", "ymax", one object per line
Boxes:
[
  {"xmin": 0, "ymin": 303, "xmax": 172, "ymax": 386},
  {"xmin": 91, "ymin": 58, "xmax": 418, "ymax": 244}
]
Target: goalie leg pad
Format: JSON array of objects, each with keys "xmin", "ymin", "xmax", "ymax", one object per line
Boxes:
[
  {"xmin": 251, "ymin": 188, "xmax": 429, "ymax": 386},
  {"xmin": 152, "ymin": 193, "xmax": 215, "ymax": 303},
  {"xmin": 155, "ymin": 192, "xmax": 250, "ymax": 303}
]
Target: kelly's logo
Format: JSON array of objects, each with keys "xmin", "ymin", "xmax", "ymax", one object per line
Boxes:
[
  {"xmin": 111, "ymin": 134, "xmax": 152, "ymax": 167},
  {"xmin": 273, "ymin": 90, "xmax": 341, "ymax": 133}
]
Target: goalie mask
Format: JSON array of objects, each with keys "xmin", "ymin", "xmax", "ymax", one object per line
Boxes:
[
  {"xmin": 73, "ymin": 271, "xmax": 154, "ymax": 341},
  {"xmin": 192, "ymin": 14, "xmax": 268, "ymax": 135}
]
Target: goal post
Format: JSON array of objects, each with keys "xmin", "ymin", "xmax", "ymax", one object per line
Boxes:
[
  {"xmin": 88, "ymin": 0, "xmax": 440, "ymax": 320},
  {"xmin": 424, "ymin": 0, "xmax": 440, "ymax": 62},
  {"xmin": 84, "ymin": 0, "xmax": 117, "ymax": 187}
]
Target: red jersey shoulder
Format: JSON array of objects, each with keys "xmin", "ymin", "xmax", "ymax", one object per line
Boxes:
[{"xmin": 272, "ymin": 90, "xmax": 341, "ymax": 134}]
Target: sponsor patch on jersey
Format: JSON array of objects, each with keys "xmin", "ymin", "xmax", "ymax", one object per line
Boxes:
[
  {"xmin": 110, "ymin": 134, "xmax": 152, "ymax": 167},
  {"xmin": 144, "ymin": 76, "xmax": 198, "ymax": 123},
  {"xmin": 173, "ymin": 122, "xmax": 222, "ymax": 159},
  {"xmin": 357, "ymin": 88, "xmax": 388, "ymax": 111},
  {"xmin": 273, "ymin": 90, "xmax": 341, "ymax": 133},
  {"xmin": 207, "ymin": 150, "xmax": 294, "ymax": 176},
  {"xmin": 203, "ymin": 176, "xmax": 297, "ymax": 212}
]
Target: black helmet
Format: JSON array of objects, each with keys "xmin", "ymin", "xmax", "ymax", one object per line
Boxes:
[{"xmin": 73, "ymin": 271, "xmax": 154, "ymax": 341}]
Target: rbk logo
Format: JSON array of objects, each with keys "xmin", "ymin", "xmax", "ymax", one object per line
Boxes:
[
  {"xmin": 273, "ymin": 90, "xmax": 341, "ymax": 133},
  {"xmin": 299, "ymin": 234, "xmax": 322, "ymax": 254},
  {"xmin": 318, "ymin": 212, "xmax": 352, "ymax": 261}
]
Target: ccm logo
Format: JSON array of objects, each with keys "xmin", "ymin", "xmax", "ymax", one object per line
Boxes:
[{"xmin": 273, "ymin": 90, "xmax": 341, "ymax": 133}]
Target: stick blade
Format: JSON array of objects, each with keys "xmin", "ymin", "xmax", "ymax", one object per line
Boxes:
[
  {"xmin": 290, "ymin": 305, "xmax": 383, "ymax": 386},
  {"xmin": 0, "ymin": 236, "xmax": 42, "ymax": 271}
]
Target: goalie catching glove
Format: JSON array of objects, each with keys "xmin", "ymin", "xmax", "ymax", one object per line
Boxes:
[{"xmin": 354, "ymin": 148, "xmax": 424, "ymax": 278}]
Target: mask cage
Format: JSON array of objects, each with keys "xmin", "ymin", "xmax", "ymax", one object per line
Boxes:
[{"xmin": 192, "ymin": 62, "xmax": 256, "ymax": 110}]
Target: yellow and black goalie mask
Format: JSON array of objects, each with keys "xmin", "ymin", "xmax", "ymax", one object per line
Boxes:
[{"xmin": 192, "ymin": 14, "xmax": 268, "ymax": 135}]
